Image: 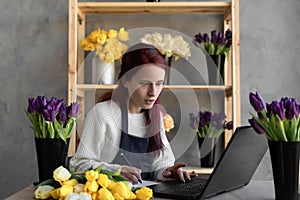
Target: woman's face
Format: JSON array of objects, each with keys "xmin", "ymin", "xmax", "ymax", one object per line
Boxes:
[{"xmin": 124, "ymin": 64, "xmax": 165, "ymax": 113}]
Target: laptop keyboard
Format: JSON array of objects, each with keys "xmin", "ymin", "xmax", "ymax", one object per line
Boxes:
[{"xmin": 173, "ymin": 179, "xmax": 207, "ymax": 194}]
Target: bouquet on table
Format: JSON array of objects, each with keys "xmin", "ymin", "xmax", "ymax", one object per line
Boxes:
[
  {"xmin": 34, "ymin": 166, "xmax": 153, "ymax": 200},
  {"xmin": 26, "ymin": 95, "xmax": 80, "ymax": 143},
  {"xmin": 249, "ymin": 91, "xmax": 300, "ymax": 141}
]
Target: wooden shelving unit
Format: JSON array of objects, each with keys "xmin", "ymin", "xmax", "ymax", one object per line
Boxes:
[{"xmin": 68, "ymin": 0, "xmax": 240, "ymax": 155}]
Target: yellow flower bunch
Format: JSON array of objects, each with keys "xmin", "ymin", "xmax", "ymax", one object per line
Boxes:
[
  {"xmin": 34, "ymin": 166, "xmax": 153, "ymax": 200},
  {"xmin": 163, "ymin": 113, "xmax": 174, "ymax": 133},
  {"xmin": 80, "ymin": 27, "xmax": 129, "ymax": 64}
]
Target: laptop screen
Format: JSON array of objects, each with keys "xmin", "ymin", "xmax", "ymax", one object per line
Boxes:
[{"xmin": 201, "ymin": 126, "xmax": 268, "ymax": 198}]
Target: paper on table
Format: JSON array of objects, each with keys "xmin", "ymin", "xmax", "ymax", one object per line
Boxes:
[{"xmin": 132, "ymin": 180, "xmax": 161, "ymax": 188}]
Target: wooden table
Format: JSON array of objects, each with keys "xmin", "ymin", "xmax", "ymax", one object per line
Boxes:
[{"xmin": 5, "ymin": 180, "xmax": 275, "ymax": 200}]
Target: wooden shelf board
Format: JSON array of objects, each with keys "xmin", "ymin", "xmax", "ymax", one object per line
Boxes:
[
  {"xmin": 77, "ymin": 2, "xmax": 231, "ymax": 15},
  {"xmin": 77, "ymin": 84, "xmax": 232, "ymax": 91}
]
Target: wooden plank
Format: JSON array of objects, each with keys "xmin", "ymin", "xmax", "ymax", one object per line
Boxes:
[
  {"xmin": 78, "ymin": 2, "xmax": 230, "ymax": 15},
  {"xmin": 68, "ymin": 0, "xmax": 78, "ymax": 156},
  {"xmin": 77, "ymin": 84, "xmax": 232, "ymax": 91}
]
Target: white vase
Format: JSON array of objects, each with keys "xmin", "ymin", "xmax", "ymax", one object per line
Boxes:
[{"xmin": 92, "ymin": 57, "xmax": 115, "ymax": 84}]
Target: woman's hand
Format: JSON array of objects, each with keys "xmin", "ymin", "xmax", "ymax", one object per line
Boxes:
[
  {"xmin": 121, "ymin": 165, "xmax": 142, "ymax": 184},
  {"xmin": 162, "ymin": 162, "xmax": 195, "ymax": 182}
]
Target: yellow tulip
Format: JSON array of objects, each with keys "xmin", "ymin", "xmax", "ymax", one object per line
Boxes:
[
  {"xmin": 49, "ymin": 188, "xmax": 60, "ymax": 199},
  {"xmin": 86, "ymin": 170, "xmax": 99, "ymax": 181},
  {"xmin": 57, "ymin": 185, "xmax": 73, "ymax": 197},
  {"xmin": 63, "ymin": 178, "xmax": 78, "ymax": 186},
  {"xmin": 84, "ymin": 42, "xmax": 95, "ymax": 51},
  {"xmin": 118, "ymin": 27, "xmax": 129, "ymax": 41},
  {"xmin": 97, "ymin": 173, "xmax": 110, "ymax": 188},
  {"xmin": 85, "ymin": 180, "xmax": 99, "ymax": 193},
  {"xmin": 111, "ymin": 182, "xmax": 136, "ymax": 199},
  {"xmin": 98, "ymin": 188, "xmax": 114, "ymax": 200},
  {"xmin": 91, "ymin": 192, "xmax": 98, "ymax": 200},
  {"xmin": 34, "ymin": 185, "xmax": 54, "ymax": 199},
  {"xmin": 53, "ymin": 166, "xmax": 72, "ymax": 183},
  {"xmin": 135, "ymin": 187, "xmax": 153, "ymax": 200},
  {"xmin": 108, "ymin": 29, "xmax": 118, "ymax": 38}
]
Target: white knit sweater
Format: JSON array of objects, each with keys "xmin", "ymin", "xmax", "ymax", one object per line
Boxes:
[{"xmin": 69, "ymin": 100, "xmax": 175, "ymax": 181}]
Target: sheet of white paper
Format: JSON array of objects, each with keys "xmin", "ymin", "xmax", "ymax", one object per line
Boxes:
[{"xmin": 132, "ymin": 180, "xmax": 161, "ymax": 188}]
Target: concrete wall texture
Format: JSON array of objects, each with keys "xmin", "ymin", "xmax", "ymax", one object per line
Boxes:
[{"xmin": 1, "ymin": 0, "xmax": 300, "ymax": 198}]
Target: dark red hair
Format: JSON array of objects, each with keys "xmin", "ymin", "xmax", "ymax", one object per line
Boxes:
[{"xmin": 98, "ymin": 43, "xmax": 168, "ymax": 152}]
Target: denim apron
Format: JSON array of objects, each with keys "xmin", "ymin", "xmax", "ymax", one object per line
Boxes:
[{"xmin": 112, "ymin": 102, "xmax": 155, "ymax": 180}]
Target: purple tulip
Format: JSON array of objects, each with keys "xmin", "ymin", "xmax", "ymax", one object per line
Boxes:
[
  {"xmin": 249, "ymin": 91, "xmax": 265, "ymax": 112},
  {"xmin": 203, "ymin": 111, "xmax": 212, "ymax": 122},
  {"xmin": 225, "ymin": 29, "xmax": 232, "ymax": 39},
  {"xmin": 57, "ymin": 104, "xmax": 67, "ymax": 122},
  {"xmin": 267, "ymin": 101, "xmax": 285, "ymax": 121},
  {"xmin": 203, "ymin": 33, "xmax": 209, "ymax": 42},
  {"xmin": 35, "ymin": 96, "xmax": 49, "ymax": 114},
  {"xmin": 42, "ymin": 105, "xmax": 55, "ymax": 122},
  {"xmin": 189, "ymin": 113, "xmax": 198, "ymax": 130},
  {"xmin": 225, "ymin": 39, "xmax": 232, "ymax": 48},
  {"xmin": 285, "ymin": 98, "xmax": 299, "ymax": 120},
  {"xmin": 211, "ymin": 112, "xmax": 226, "ymax": 130},
  {"xmin": 67, "ymin": 102, "xmax": 80, "ymax": 118},
  {"xmin": 249, "ymin": 118, "xmax": 265, "ymax": 134},
  {"xmin": 218, "ymin": 37, "xmax": 226, "ymax": 46},
  {"xmin": 194, "ymin": 33, "xmax": 203, "ymax": 44},
  {"xmin": 27, "ymin": 97, "xmax": 36, "ymax": 113},
  {"xmin": 225, "ymin": 121, "xmax": 233, "ymax": 130},
  {"xmin": 48, "ymin": 97, "xmax": 64, "ymax": 114},
  {"xmin": 211, "ymin": 30, "xmax": 217, "ymax": 44},
  {"xmin": 217, "ymin": 31, "xmax": 223, "ymax": 42}
]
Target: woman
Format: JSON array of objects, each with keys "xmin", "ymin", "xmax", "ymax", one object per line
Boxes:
[{"xmin": 70, "ymin": 43, "xmax": 192, "ymax": 183}]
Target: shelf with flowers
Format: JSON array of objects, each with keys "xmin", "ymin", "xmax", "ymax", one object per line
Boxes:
[
  {"xmin": 80, "ymin": 26, "xmax": 129, "ymax": 84},
  {"xmin": 248, "ymin": 91, "xmax": 300, "ymax": 200}
]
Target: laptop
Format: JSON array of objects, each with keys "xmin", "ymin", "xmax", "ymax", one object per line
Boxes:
[{"xmin": 150, "ymin": 126, "xmax": 268, "ymax": 199}]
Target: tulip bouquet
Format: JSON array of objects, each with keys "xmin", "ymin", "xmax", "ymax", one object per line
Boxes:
[
  {"xmin": 194, "ymin": 29, "xmax": 232, "ymax": 56},
  {"xmin": 140, "ymin": 32, "xmax": 191, "ymax": 60},
  {"xmin": 80, "ymin": 27, "xmax": 129, "ymax": 64},
  {"xmin": 34, "ymin": 166, "xmax": 153, "ymax": 200},
  {"xmin": 249, "ymin": 91, "xmax": 300, "ymax": 142},
  {"xmin": 26, "ymin": 95, "xmax": 80, "ymax": 143},
  {"xmin": 189, "ymin": 111, "xmax": 233, "ymax": 138}
]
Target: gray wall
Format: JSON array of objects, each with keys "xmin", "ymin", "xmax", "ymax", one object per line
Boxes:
[{"xmin": 1, "ymin": 0, "xmax": 300, "ymax": 198}]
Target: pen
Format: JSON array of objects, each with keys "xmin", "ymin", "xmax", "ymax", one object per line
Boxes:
[{"xmin": 120, "ymin": 153, "xmax": 142, "ymax": 183}]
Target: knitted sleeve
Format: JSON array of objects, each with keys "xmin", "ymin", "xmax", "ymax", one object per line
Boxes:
[{"xmin": 69, "ymin": 103, "xmax": 122, "ymax": 173}]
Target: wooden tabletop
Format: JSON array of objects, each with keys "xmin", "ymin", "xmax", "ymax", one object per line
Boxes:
[{"xmin": 5, "ymin": 180, "xmax": 275, "ymax": 200}]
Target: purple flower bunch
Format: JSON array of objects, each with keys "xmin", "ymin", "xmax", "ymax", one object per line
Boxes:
[
  {"xmin": 249, "ymin": 91, "xmax": 300, "ymax": 141},
  {"xmin": 26, "ymin": 95, "xmax": 80, "ymax": 142},
  {"xmin": 194, "ymin": 29, "xmax": 232, "ymax": 56},
  {"xmin": 189, "ymin": 111, "xmax": 233, "ymax": 138}
]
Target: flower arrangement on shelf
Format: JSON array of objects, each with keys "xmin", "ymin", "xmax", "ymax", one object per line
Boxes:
[
  {"xmin": 194, "ymin": 29, "xmax": 232, "ymax": 56},
  {"xmin": 189, "ymin": 111, "xmax": 233, "ymax": 138},
  {"xmin": 34, "ymin": 166, "xmax": 153, "ymax": 200},
  {"xmin": 80, "ymin": 27, "xmax": 129, "ymax": 64},
  {"xmin": 163, "ymin": 113, "xmax": 174, "ymax": 133},
  {"xmin": 249, "ymin": 91, "xmax": 300, "ymax": 142},
  {"xmin": 140, "ymin": 32, "xmax": 191, "ymax": 60},
  {"xmin": 26, "ymin": 95, "xmax": 80, "ymax": 143}
]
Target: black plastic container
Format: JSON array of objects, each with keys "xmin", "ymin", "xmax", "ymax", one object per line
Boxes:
[
  {"xmin": 268, "ymin": 140, "xmax": 300, "ymax": 200},
  {"xmin": 35, "ymin": 138, "xmax": 70, "ymax": 183}
]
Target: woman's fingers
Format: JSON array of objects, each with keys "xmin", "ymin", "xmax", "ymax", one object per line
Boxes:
[{"xmin": 121, "ymin": 166, "xmax": 142, "ymax": 184}]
